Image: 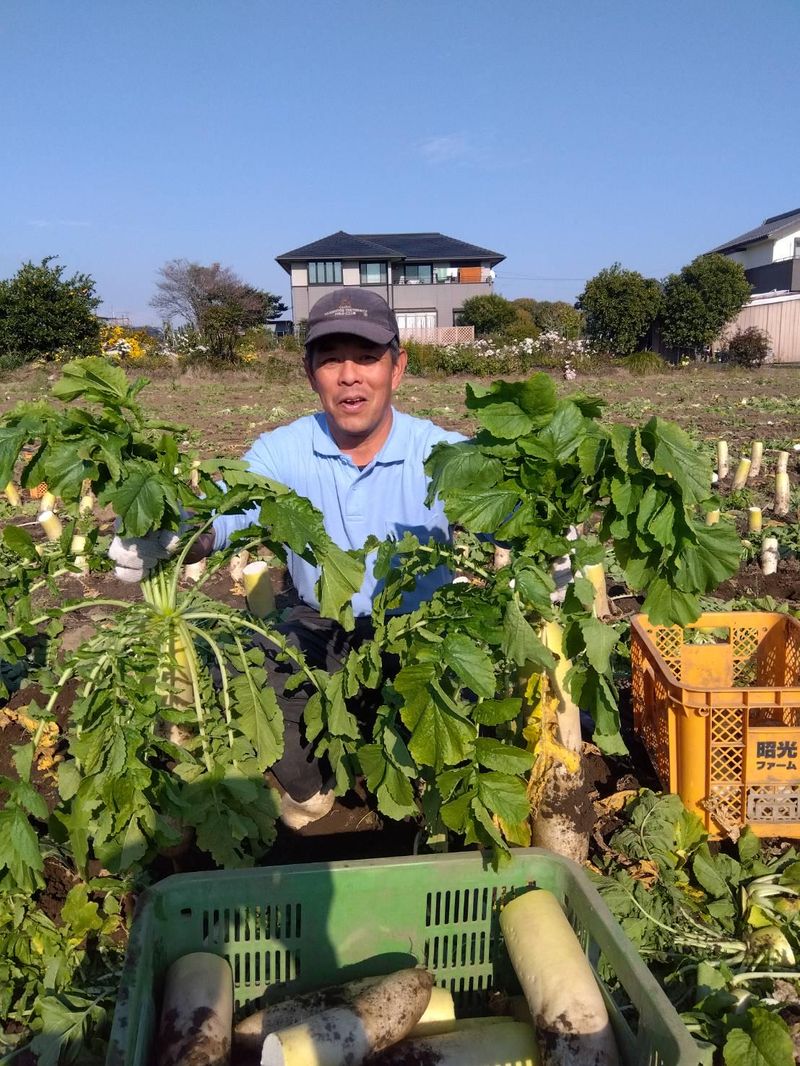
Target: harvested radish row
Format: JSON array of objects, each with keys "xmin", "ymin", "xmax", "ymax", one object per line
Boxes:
[
  {"xmin": 155, "ymin": 951, "xmax": 233, "ymax": 1066},
  {"xmin": 368, "ymin": 1020, "xmax": 540, "ymax": 1065},
  {"xmin": 260, "ymin": 968, "xmax": 434, "ymax": 1066},
  {"xmin": 499, "ymin": 890, "xmax": 619, "ymax": 1066}
]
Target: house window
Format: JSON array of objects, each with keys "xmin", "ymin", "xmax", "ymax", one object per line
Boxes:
[
  {"xmin": 453, "ymin": 308, "xmax": 466, "ymax": 326},
  {"xmin": 794, "ymin": 238, "xmax": 800, "ymax": 259},
  {"xmin": 396, "ymin": 311, "xmax": 437, "ymax": 332},
  {"xmin": 308, "ymin": 261, "xmax": 342, "ymax": 285},
  {"xmin": 359, "ymin": 262, "xmax": 387, "ymax": 285},
  {"xmin": 403, "ymin": 264, "xmax": 433, "ymax": 284}
]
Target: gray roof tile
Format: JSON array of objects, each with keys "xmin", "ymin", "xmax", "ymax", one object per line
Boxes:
[
  {"xmin": 709, "ymin": 208, "xmax": 800, "ymax": 254},
  {"xmin": 276, "ymin": 230, "xmax": 504, "ymax": 269}
]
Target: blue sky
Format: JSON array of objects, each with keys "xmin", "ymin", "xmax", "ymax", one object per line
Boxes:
[{"xmin": 2, "ymin": 0, "xmax": 799, "ymax": 324}]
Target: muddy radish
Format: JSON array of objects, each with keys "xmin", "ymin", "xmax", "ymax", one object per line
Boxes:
[
  {"xmin": 259, "ymin": 968, "xmax": 433, "ymax": 1066},
  {"xmin": 500, "ymin": 890, "xmax": 619, "ymax": 1066},
  {"xmin": 156, "ymin": 952, "xmax": 233, "ymax": 1066}
]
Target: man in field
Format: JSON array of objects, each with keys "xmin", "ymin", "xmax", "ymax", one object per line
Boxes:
[{"xmin": 110, "ymin": 289, "xmax": 464, "ymax": 828}]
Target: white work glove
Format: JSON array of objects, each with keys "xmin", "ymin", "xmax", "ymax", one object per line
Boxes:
[{"xmin": 108, "ymin": 530, "xmax": 181, "ymax": 583}]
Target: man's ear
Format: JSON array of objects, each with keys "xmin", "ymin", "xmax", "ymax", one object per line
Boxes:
[
  {"xmin": 303, "ymin": 354, "xmax": 318, "ymax": 392},
  {"xmin": 392, "ymin": 348, "xmax": 408, "ymax": 389}
]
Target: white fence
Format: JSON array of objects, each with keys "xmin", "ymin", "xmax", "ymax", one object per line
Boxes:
[{"xmin": 399, "ymin": 326, "xmax": 475, "ymax": 346}]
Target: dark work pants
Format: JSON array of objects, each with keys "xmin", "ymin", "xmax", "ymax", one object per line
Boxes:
[{"xmin": 249, "ymin": 604, "xmax": 376, "ymax": 802}]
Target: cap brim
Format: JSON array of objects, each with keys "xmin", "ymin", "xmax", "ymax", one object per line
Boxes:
[{"xmin": 305, "ymin": 319, "xmax": 397, "ymax": 348}]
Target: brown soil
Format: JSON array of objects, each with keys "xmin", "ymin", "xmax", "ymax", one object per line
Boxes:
[{"xmin": 715, "ymin": 556, "xmax": 800, "ymax": 603}]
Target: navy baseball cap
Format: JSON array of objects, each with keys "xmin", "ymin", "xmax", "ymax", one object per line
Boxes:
[{"xmin": 305, "ymin": 288, "xmax": 399, "ymax": 349}]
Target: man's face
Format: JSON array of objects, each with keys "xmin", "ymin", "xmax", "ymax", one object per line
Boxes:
[{"xmin": 305, "ymin": 335, "xmax": 406, "ymax": 451}]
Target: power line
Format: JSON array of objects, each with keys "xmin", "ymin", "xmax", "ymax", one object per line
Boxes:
[{"xmin": 495, "ymin": 273, "xmax": 588, "ymax": 282}]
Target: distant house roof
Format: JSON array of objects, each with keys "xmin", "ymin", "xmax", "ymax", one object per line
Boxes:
[
  {"xmin": 276, "ymin": 230, "xmax": 505, "ymax": 272},
  {"xmin": 710, "ymin": 208, "xmax": 800, "ymax": 254}
]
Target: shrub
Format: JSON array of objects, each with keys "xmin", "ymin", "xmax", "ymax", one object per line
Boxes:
[
  {"xmin": 621, "ymin": 350, "xmax": 668, "ymax": 376},
  {"xmin": 0, "ymin": 257, "xmax": 101, "ymax": 363},
  {"xmin": 722, "ymin": 326, "xmax": 772, "ymax": 368},
  {"xmin": 100, "ymin": 324, "xmax": 159, "ymax": 362},
  {"xmin": 0, "ymin": 351, "xmax": 29, "ymax": 372},
  {"xmin": 577, "ymin": 263, "xmax": 662, "ymax": 355},
  {"xmin": 460, "ymin": 294, "xmax": 517, "ymax": 335}
]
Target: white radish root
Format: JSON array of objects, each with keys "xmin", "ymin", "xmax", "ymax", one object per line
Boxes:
[
  {"xmin": 156, "ymin": 952, "xmax": 232, "ymax": 1066},
  {"xmin": 500, "ymin": 890, "xmax": 619, "ymax": 1066},
  {"xmin": 235, "ymin": 976, "xmax": 376, "ymax": 1055},
  {"xmin": 369, "ymin": 1020, "xmax": 540, "ymax": 1065},
  {"xmin": 260, "ymin": 968, "xmax": 433, "ymax": 1066}
]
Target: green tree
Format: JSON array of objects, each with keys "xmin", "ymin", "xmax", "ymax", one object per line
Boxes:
[
  {"xmin": 0, "ymin": 257, "xmax": 101, "ymax": 363},
  {"xmin": 577, "ymin": 263, "xmax": 662, "ymax": 355},
  {"xmin": 512, "ymin": 298, "xmax": 584, "ymax": 339},
  {"xmin": 460, "ymin": 293, "xmax": 517, "ymax": 336},
  {"xmin": 660, "ymin": 253, "xmax": 751, "ymax": 353}
]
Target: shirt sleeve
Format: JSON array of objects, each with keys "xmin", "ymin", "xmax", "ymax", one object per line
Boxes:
[{"xmin": 211, "ymin": 433, "xmax": 285, "ymax": 550}]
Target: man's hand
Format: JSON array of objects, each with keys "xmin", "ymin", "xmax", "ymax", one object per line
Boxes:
[{"xmin": 108, "ymin": 530, "xmax": 180, "ymax": 583}]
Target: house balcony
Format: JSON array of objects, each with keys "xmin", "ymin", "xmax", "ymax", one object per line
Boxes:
[{"xmin": 395, "ymin": 268, "xmax": 495, "ymax": 286}]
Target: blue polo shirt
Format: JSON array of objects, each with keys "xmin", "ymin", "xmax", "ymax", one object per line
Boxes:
[{"xmin": 212, "ymin": 410, "xmax": 465, "ymax": 617}]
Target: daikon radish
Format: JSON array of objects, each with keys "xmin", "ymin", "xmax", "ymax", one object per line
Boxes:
[
  {"xmin": 747, "ymin": 507, "xmax": 762, "ymax": 533},
  {"xmin": 716, "ymin": 440, "xmax": 729, "ymax": 479},
  {"xmin": 4, "ymin": 482, "xmax": 21, "ymax": 507},
  {"xmin": 38, "ymin": 510, "xmax": 63, "ymax": 542},
  {"xmin": 229, "ymin": 550, "xmax": 251, "ymax": 584},
  {"xmin": 70, "ymin": 533, "xmax": 88, "ymax": 573},
  {"xmin": 500, "ymin": 890, "xmax": 619, "ymax": 1066},
  {"xmin": 235, "ymin": 976, "xmax": 377, "ymax": 1055},
  {"xmin": 369, "ymin": 1020, "xmax": 540, "ymax": 1065},
  {"xmin": 774, "ymin": 471, "xmax": 790, "ymax": 516},
  {"xmin": 237, "ymin": 980, "xmax": 454, "ymax": 1057},
  {"xmin": 184, "ymin": 558, "xmax": 208, "ymax": 583},
  {"xmin": 243, "ymin": 561, "xmax": 275, "ymax": 618},
  {"xmin": 749, "ymin": 441, "xmax": 763, "ymax": 478},
  {"xmin": 732, "ymin": 457, "xmax": 751, "ymax": 491},
  {"xmin": 408, "ymin": 985, "xmax": 456, "ymax": 1036},
  {"xmin": 705, "ymin": 509, "xmax": 720, "ymax": 526},
  {"xmin": 762, "ymin": 537, "xmax": 779, "ymax": 576},
  {"xmin": 260, "ymin": 968, "xmax": 433, "ymax": 1066},
  {"xmin": 581, "ymin": 563, "xmax": 610, "ymax": 619},
  {"xmin": 155, "ymin": 952, "xmax": 232, "ymax": 1066},
  {"xmin": 777, "ymin": 450, "xmax": 790, "ymax": 475},
  {"xmin": 38, "ymin": 490, "xmax": 56, "ymax": 513},
  {"xmin": 79, "ymin": 492, "xmax": 94, "ymax": 515},
  {"xmin": 494, "ymin": 546, "xmax": 512, "ymax": 570}
]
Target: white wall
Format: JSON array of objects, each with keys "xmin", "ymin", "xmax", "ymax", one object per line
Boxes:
[
  {"xmin": 740, "ymin": 241, "xmax": 774, "ymax": 269},
  {"xmin": 291, "ymin": 264, "xmax": 307, "ymax": 286},
  {"xmin": 342, "ymin": 264, "xmax": 360, "ymax": 285},
  {"xmin": 772, "ymin": 227, "xmax": 800, "ymax": 261}
]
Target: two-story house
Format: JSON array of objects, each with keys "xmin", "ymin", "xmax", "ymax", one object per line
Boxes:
[
  {"xmin": 275, "ymin": 231, "xmax": 505, "ymax": 343},
  {"xmin": 711, "ymin": 208, "xmax": 800, "ymax": 363},
  {"xmin": 711, "ymin": 208, "xmax": 800, "ymax": 295}
]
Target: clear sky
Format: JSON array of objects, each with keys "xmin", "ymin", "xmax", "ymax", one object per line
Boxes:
[{"xmin": 2, "ymin": 0, "xmax": 799, "ymax": 324}]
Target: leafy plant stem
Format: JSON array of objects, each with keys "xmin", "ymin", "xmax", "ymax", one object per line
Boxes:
[
  {"xmin": 0, "ymin": 599, "xmax": 133, "ymax": 644},
  {"xmin": 184, "ymin": 621, "xmax": 235, "ymax": 751},
  {"xmin": 175, "ymin": 617, "xmax": 213, "ymax": 772}
]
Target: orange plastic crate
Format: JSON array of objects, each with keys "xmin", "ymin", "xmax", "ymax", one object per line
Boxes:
[{"xmin": 631, "ymin": 612, "xmax": 800, "ymax": 838}]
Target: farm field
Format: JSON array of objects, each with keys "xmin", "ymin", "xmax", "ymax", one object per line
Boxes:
[
  {"xmin": 2, "ymin": 361, "xmax": 800, "ymax": 460},
  {"xmin": 3, "ymin": 357, "xmax": 800, "ymax": 1065}
]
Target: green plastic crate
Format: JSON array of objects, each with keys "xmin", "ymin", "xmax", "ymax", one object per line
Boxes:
[{"xmin": 106, "ymin": 848, "xmax": 699, "ymax": 1066}]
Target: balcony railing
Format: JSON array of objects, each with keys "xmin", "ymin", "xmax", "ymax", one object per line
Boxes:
[{"xmin": 395, "ymin": 270, "xmax": 494, "ymax": 286}]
